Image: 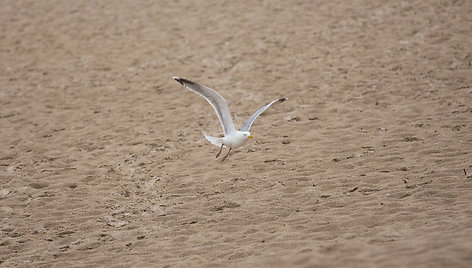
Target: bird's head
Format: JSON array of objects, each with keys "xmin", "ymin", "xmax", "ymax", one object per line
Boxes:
[{"xmin": 242, "ymin": 131, "xmax": 254, "ymax": 139}]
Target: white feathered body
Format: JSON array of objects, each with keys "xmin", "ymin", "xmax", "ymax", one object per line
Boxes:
[{"xmin": 204, "ymin": 131, "xmax": 250, "ymax": 148}]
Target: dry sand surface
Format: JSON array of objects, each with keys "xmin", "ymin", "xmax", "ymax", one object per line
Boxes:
[{"xmin": 1, "ymin": 0, "xmax": 472, "ymax": 267}]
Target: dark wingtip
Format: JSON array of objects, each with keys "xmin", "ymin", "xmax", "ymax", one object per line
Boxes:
[
  {"xmin": 279, "ymin": 98, "xmax": 287, "ymax": 103},
  {"xmin": 173, "ymin": 76, "xmax": 196, "ymax": 86},
  {"xmin": 173, "ymin": 76, "xmax": 183, "ymax": 85}
]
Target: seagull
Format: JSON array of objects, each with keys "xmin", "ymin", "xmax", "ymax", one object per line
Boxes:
[{"xmin": 173, "ymin": 77, "xmax": 287, "ymax": 161}]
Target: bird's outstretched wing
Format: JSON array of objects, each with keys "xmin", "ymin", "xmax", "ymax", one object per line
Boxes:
[
  {"xmin": 174, "ymin": 77, "xmax": 236, "ymax": 135},
  {"xmin": 240, "ymin": 98, "xmax": 287, "ymax": 132}
]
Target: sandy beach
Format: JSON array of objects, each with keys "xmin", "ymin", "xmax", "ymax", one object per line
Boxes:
[{"xmin": 1, "ymin": 0, "xmax": 471, "ymax": 267}]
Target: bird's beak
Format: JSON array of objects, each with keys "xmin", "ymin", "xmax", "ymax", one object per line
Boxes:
[{"xmin": 248, "ymin": 135, "xmax": 254, "ymax": 139}]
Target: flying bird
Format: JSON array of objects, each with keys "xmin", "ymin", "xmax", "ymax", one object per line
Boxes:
[{"xmin": 173, "ymin": 77, "xmax": 286, "ymax": 161}]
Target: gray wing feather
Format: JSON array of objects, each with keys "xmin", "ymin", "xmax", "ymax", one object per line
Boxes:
[
  {"xmin": 240, "ymin": 98, "xmax": 287, "ymax": 132},
  {"xmin": 174, "ymin": 77, "xmax": 236, "ymax": 135}
]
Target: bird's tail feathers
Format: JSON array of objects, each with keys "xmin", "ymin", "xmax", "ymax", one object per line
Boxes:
[{"xmin": 203, "ymin": 132, "xmax": 225, "ymax": 147}]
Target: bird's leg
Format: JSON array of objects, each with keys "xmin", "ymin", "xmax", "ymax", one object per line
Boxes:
[
  {"xmin": 221, "ymin": 147, "xmax": 232, "ymax": 162},
  {"xmin": 216, "ymin": 144, "xmax": 224, "ymax": 158}
]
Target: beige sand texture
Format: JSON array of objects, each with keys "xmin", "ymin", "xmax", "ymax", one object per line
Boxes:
[{"xmin": 1, "ymin": 0, "xmax": 472, "ymax": 267}]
